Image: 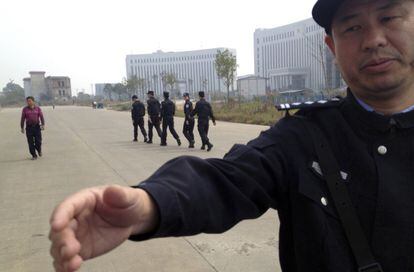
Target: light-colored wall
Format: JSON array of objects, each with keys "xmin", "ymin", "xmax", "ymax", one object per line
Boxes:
[
  {"xmin": 125, "ymin": 48, "xmax": 237, "ymax": 97},
  {"xmin": 254, "ymin": 18, "xmax": 343, "ymax": 91}
]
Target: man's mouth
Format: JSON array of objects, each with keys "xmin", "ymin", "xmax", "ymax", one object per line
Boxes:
[{"xmin": 360, "ymin": 58, "xmax": 396, "ymax": 73}]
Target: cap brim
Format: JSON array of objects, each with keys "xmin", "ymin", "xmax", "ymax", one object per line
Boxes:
[{"xmin": 312, "ymin": 0, "xmax": 344, "ymax": 30}]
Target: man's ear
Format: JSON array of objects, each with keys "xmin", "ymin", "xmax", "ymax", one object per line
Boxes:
[{"xmin": 325, "ymin": 35, "xmax": 336, "ymax": 57}]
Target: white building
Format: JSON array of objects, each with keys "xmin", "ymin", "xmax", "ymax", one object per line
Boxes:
[
  {"xmin": 237, "ymin": 75, "xmax": 268, "ymax": 99},
  {"xmin": 125, "ymin": 48, "xmax": 236, "ymax": 98},
  {"xmin": 254, "ymin": 18, "xmax": 343, "ymax": 92}
]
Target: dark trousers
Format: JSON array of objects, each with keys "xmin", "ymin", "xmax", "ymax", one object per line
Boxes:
[
  {"xmin": 197, "ymin": 119, "xmax": 210, "ymax": 146},
  {"xmin": 183, "ymin": 118, "xmax": 195, "ymax": 143},
  {"xmin": 133, "ymin": 117, "xmax": 147, "ymax": 140},
  {"xmin": 26, "ymin": 124, "xmax": 42, "ymax": 157},
  {"xmin": 161, "ymin": 116, "xmax": 180, "ymax": 144},
  {"xmin": 148, "ymin": 116, "xmax": 162, "ymax": 141}
]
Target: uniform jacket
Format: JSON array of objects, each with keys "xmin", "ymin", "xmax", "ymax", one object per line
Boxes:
[
  {"xmin": 131, "ymin": 101, "xmax": 146, "ymax": 119},
  {"xmin": 192, "ymin": 99, "xmax": 215, "ymax": 122},
  {"xmin": 161, "ymin": 99, "xmax": 175, "ymax": 118},
  {"xmin": 131, "ymin": 91, "xmax": 414, "ymax": 271},
  {"xmin": 147, "ymin": 97, "xmax": 161, "ymax": 117},
  {"xmin": 184, "ymin": 100, "xmax": 194, "ymax": 120}
]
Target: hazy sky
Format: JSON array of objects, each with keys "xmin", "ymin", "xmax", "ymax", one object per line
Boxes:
[{"xmin": 0, "ymin": 0, "xmax": 315, "ymax": 94}]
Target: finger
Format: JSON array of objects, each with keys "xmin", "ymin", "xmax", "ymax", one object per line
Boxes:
[
  {"xmin": 50, "ymin": 227, "xmax": 80, "ymax": 263},
  {"xmin": 50, "ymin": 189, "xmax": 96, "ymax": 231},
  {"xmin": 63, "ymin": 255, "xmax": 83, "ymax": 272}
]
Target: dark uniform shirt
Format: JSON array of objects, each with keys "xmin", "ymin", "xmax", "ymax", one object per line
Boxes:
[
  {"xmin": 161, "ymin": 99, "xmax": 175, "ymax": 118},
  {"xmin": 184, "ymin": 100, "xmax": 193, "ymax": 119},
  {"xmin": 147, "ymin": 97, "xmax": 161, "ymax": 117},
  {"xmin": 131, "ymin": 91, "xmax": 414, "ymax": 271},
  {"xmin": 192, "ymin": 99, "xmax": 215, "ymax": 122},
  {"xmin": 131, "ymin": 101, "xmax": 145, "ymax": 119}
]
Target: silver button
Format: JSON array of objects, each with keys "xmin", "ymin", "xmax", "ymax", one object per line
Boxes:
[
  {"xmin": 321, "ymin": 197, "xmax": 328, "ymax": 206},
  {"xmin": 377, "ymin": 145, "xmax": 387, "ymax": 155}
]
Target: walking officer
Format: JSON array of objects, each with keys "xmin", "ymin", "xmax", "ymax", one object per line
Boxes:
[
  {"xmin": 160, "ymin": 92, "xmax": 181, "ymax": 146},
  {"xmin": 146, "ymin": 91, "xmax": 162, "ymax": 144},
  {"xmin": 192, "ymin": 91, "xmax": 215, "ymax": 151},
  {"xmin": 131, "ymin": 95, "xmax": 148, "ymax": 142},
  {"xmin": 20, "ymin": 96, "xmax": 45, "ymax": 160},
  {"xmin": 50, "ymin": 0, "xmax": 414, "ymax": 271},
  {"xmin": 182, "ymin": 92, "xmax": 195, "ymax": 148}
]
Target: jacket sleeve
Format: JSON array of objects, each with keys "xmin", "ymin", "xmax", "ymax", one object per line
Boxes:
[
  {"xmin": 191, "ymin": 102, "xmax": 198, "ymax": 117},
  {"xmin": 129, "ymin": 124, "xmax": 288, "ymax": 241},
  {"xmin": 209, "ymin": 104, "xmax": 216, "ymax": 123}
]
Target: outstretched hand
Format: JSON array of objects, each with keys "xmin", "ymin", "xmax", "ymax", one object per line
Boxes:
[{"xmin": 49, "ymin": 185, "xmax": 159, "ymax": 272}]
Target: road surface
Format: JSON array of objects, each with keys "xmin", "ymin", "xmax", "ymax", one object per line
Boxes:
[{"xmin": 0, "ymin": 106, "xmax": 281, "ymax": 272}]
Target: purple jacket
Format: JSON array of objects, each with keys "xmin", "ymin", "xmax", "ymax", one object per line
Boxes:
[{"xmin": 21, "ymin": 106, "xmax": 45, "ymax": 129}]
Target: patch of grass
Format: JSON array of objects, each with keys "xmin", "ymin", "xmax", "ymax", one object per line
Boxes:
[{"xmin": 110, "ymin": 101, "xmax": 288, "ymax": 126}]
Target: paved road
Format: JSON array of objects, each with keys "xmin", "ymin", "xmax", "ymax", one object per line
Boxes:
[{"xmin": 0, "ymin": 106, "xmax": 281, "ymax": 272}]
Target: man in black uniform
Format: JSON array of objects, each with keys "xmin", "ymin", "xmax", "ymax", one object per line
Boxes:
[
  {"xmin": 160, "ymin": 92, "xmax": 181, "ymax": 147},
  {"xmin": 146, "ymin": 91, "xmax": 162, "ymax": 144},
  {"xmin": 131, "ymin": 95, "xmax": 148, "ymax": 142},
  {"xmin": 50, "ymin": 0, "xmax": 414, "ymax": 271},
  {"xmin": 182, "ymin": 92, "xmax": 195, "ymax": 148},
  {"xmin": 192, "ymin": 91, "xmax": 216, "ymax": 151}
]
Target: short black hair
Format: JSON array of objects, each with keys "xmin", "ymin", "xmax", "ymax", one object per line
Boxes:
[
  {"xmin": 26, "ymin": 96, "xmax": 35, "ymax": 101},
  {"xmin": 132, "ymin": 95, "xmax": 138, "ymax": 100}
]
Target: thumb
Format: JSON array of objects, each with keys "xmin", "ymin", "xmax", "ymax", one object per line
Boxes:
[{"xmin": 103, "ymin": 185, "xmax": 136, "ymax": 209}]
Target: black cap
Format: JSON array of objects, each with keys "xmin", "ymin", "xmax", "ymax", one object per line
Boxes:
[
  {"xmin": 147, "ymin": 90, "xmax": 154, "ymax": 95},
  {"xmin": 198, "ymin": 91, "xmax": 205, "ymax": 98},
  {"xmin": 312, "ymin": 0, "xmax": 344, "ymax": 33},
  {"xmin": 183, "ymin": 92, "xmax": 189, "ymax": 97},
  {"xmin": 163, "ymin": 91, "xmax": 169, "ymax": 98},
  {"xmin": 131, "ymin": 95, "xmax": 138, "ymax": 100}
]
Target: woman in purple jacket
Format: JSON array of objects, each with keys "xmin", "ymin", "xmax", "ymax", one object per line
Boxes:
[{"xmin": 20, "ymin": 96, "xmax": 45, "ymax": 160}]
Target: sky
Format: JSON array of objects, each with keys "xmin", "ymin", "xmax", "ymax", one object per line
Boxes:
[{"xmin": 0, "ymin": 0, "xmax": 315, "ymax": 94}]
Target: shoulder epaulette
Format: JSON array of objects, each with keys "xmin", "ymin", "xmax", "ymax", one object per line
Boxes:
[{"xmin": 275, "ymin": 97, "xmax": 343, "ymax": 111}]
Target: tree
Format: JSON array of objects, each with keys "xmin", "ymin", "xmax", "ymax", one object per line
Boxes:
[
  {"xmin": 215, "ymin": 49, "xmax": 237, "ymax": 103},
  {"xmin": 112, "ymin": 83, "xmax": 127, "ymax": 101},
  {"xmin": 162, "ymin": 73, "xmax": 176, "ymax": 98},
  {"xmin": 103, "ymin": 84, "xmax": 113, "ymax": 101},
  {"xmin": 0, "ymin": 80, "xmax": 25, "ymax": 106}
]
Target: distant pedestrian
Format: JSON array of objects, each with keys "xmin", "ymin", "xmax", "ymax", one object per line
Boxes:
[
  {"xmin": 192, "ymin": 91, "xmax": 215, "ymax": 151},
  {"xmin": 20, "ymin": 96, "xmax": 45, "ymax": 160},
  {"xmin": 160, "ymin": 92, "xmax": 181, "ymax": 146},
  {"xmin": 146, "ymin": 91, "xmax": 162, "ymax": 144},
  {"xmin": 182, "ymin": 92, "xmax": 195, "ymax": 148},
  {"xmin": 131, "ymin": 95, "xmax": 148, "ymax": 142}
]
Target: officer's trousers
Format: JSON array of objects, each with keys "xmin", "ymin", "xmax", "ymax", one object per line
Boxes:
[
  {"xmin": 197, "ymin": 119, "xmax": 210, "ymax": 146},
  {"xmin": 133, "ymin": 117, "xmax": 147, "ymax": 140},
  {"xmin": 161, "ymin": 116, "xmax": 180, "ymax": 144},
  {"xmin": 183, "ymin": 118, "xmax": 195, "ymax": 143},
  {"xmin": 148, "ymin": 116, "xmax": 162, "ymax": 141}
]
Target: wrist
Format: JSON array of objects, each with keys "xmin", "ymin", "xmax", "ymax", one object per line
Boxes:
[{"xmin": 131, "ymin": 189, "xmax": 159, "ymax": 235}]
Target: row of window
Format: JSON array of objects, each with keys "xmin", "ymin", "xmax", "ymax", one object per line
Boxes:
[
  {"xmin": 129, "ymin": 61, "xmax": 222, "ymax": 92},
  {"xmin": 258, "ymin": 30, "xmax": 296, "ymax": 44},
  {"xmin": 129, "ymin": 53, "xmax": 217, "ymax": 65},
  {"xmin": 305, "ymin": 25, "xmax": 320, "ymax": 33}
]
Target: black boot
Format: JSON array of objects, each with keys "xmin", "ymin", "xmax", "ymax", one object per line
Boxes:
[
  {"xmin": 160, "ymin": 142, "xmax": 167, "ymax": 146},
  {"xmin": 189, "ymin": 140, "xmax": 195, "ymax": 148},
  {"xmin": 144, "ymin": 137, "xmax": 148, "ymax": 143},
  {"xmin": 207, "ymin": 143, "xmax": 213, "ymax": 152},
  {"xmin": 201, "ymin": 144, "xmax": 206, "ymax": 150},
  {"xmin": 146, "ymin": 140, "xmax": 153, "ymax": 144}
]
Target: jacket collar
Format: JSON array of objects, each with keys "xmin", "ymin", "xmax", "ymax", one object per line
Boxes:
[{"xmin": 342, "ymin": 89, "xmax": 414, "ymax": 132}]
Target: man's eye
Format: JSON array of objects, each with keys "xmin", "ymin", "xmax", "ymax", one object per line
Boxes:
[
  {"xmin": 344, "ymin": 25, "xmax": 361, "ymax": 33},
  {"xmin": 381, "ymin": 16, "xmax": 399, "ymax": 23}
]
